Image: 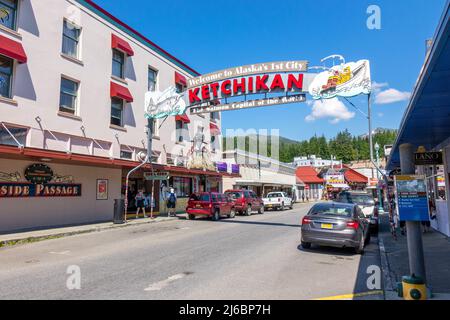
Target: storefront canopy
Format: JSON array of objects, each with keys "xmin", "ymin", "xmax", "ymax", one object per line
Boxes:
[
  {"xmin": 295, "ymin": 166, "xmax": 324, "ymax": 184},
  {"xmin": 175, "ymin": 114, "xmax": 190, "ymax": 123},
  {"xmin": 0, "ymin": 35, "xmax": 27, "ymax": 63},
  {"xmin": 388, "ymin": 2, "xmax": 450, "ymax": 170},
  {"xmin": 210, "ymin": 122, "xmax": 221, "ymax": 136}
]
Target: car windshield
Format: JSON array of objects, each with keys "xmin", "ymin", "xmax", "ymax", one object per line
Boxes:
[
  {"xmin": 268, "ymin": 193, "xmax": 283, "ymax": 198},
  {"xmin": 338, "ymin": 194, "xmax": 374, "ymax": 206},
  {"xmin": 309, "ymin": 204, "xmax": 353, "ymax": 217},
  {"xmin": 225, "ymin": 192, "xmax": 241, "ymax": 199},
  {"xmin": 189, "ymin": 193, "xmax": 210, "ymax": 202}
]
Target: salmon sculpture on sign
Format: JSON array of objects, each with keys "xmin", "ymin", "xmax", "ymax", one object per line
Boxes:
[{"xmin": 144, "ymin": 86, "xmax": 187, "ymax": 119}]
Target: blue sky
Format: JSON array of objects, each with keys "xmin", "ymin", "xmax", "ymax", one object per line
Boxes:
[{"xmin": 95, "ymin": 0, "xmax": 447, "ymax": 141}]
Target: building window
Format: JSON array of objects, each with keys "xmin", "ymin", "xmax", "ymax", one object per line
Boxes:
[
  {"xmin": 59, "ymin": 77, "xmax": 79, "ymax": 114},
  {"xmin": 120, "ymin": 150, "xmax": 133, "ymax": 159},
  {"xmin": 170, "ymin": 176, "xmax": 192, "ymax": 198},
  {"xmin": 175, "ymin": 120, "xmax": 184, "ymax": 143},
  {"xmin": 0, "ymin": 0, "xmax": 17, "ymax": 30},
  {"xmin": 0, "ymin": 126, "xmax": 26, "ymax": 146},
  {"xmin": 148, "ymin": 68, "xmax": 157, "ymax": 92},
  {"xmin": 112, "ymin": 49, "xmax": 124, "ymax": 79},
  {"xmin": 0, "ymin": 55, "xmax": 13, "ymax": 98},
  {"xmin": 62, "ymin": 20, "xmax": 81, "ymax": 59},
  {"xmin": 111, "ymin": 97, "xmax": 123, "ymax": 126}
]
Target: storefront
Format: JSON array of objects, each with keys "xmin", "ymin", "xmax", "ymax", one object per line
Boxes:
[
  {"xmin": 295, "ymin": 166, "xmax": 324, "ymax": 201},
  {"xmin": 387, "ymin": 3, "xmax": 450, "ymax": 236}
]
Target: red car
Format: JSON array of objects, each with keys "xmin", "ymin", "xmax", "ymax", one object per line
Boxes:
[
  {"xmin": 186, "ymin": 192, "xmax": 236, "ymax": 221},
  {"xmin": 224, "ymin": 189, "xmax": 264, "ymax": 216}
]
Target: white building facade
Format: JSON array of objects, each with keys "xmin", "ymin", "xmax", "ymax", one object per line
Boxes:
[{"xmin": 0, "ymin": 0, "xmax": 225, "ymax": 233}]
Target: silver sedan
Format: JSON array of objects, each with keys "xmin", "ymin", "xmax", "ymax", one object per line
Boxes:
[{"xmin": 300, "ymin": 202, "xmax": 371, "ymax": 254}]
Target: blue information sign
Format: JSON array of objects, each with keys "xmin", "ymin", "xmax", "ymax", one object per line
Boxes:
[{"xmin": 394, "ymin": 175, "xmax": 429, "ymax": 221}]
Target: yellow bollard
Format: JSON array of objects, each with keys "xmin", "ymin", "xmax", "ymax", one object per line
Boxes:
[{"xmin": 398, "ymin": 275, "xmax": 427, "ymax": 300}]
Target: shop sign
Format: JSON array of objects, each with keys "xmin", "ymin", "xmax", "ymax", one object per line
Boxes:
[
  {"xmin": 309, "ymin": 60, "xmax": 371, "ymax": 100},
  {"xmin": 414, "ymin": 151, "xmax": 443, "ymax": 165},
  {"xmin": 325, "ymin": 174, "xmax": 347, "ymax": 187},
  {"xmin": 231, "ymin": 164, "xmax": 240, "ymax": 174},
  {"xmin": 216, "ymin": 162, "xmax": 228, "ymax": 172},
  {"xmin": 24, "ymin": 164, "xmax": 53, "ymax": 184},
  {"xmin": 394, "ymin": 175, "xmax": 429, "ymax": 221},
  {"xmin": 0, "ymin": 183, "xmax": 82, "ymax": 198},
  {"xmin": 144, "ymin": 172, "xmax": 170, "ymax": 181}
]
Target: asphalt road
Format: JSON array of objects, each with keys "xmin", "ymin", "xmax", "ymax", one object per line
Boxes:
[{"xmin": 0, "ymin": 203, "xmax": 383, "ymax": 300}]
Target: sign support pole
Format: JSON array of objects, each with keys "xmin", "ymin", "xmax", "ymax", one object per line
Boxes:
[
  {"xmin": 124, "ymin": 118, "xmax": 153, "ymax": 222},
  {"xmin": 399, "ymin": 143, "xmax": 427, "ymax": 283}
]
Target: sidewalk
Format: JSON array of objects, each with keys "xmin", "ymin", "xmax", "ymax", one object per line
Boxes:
[
  {"xmin": 378, "ymin": 214, "xmax": 450, "ymax": 300},
  {"xmin": 0, "ymin": 215, "xmax": 177, "ymax": 248}
]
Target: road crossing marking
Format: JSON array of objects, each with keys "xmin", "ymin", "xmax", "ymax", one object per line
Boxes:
[{"xmin": 144, "ymin": 272, "xmax": 191, "ymax": 291}]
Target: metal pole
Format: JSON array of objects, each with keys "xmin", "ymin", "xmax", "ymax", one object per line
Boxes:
[
  {"xmin": 124, "ymin": 118, "xmax": 153, "ymax": 222},
  {"xmin": 367, "ymin": 94, "xmax": 391, "ymax": 213},
  {"xmin": 399, "ymin": 143, "xmax": 427, "ymax": 283}
]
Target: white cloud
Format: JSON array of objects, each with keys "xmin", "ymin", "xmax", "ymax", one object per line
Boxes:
[
  {"xmin": 375, "ymin": 88, "xmax": 411, "ymax": 104},
  {"xmin": 305, "ymin": 98, "xmax": 355, "ymax": 124},
  {"xmin": 372, "ymin": 81, "xmax": 389, "ymax": 93}
]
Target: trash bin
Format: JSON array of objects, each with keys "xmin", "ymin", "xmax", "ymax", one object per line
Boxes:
[
  {"xmin": 397, "ymin": 274, "xmax": 427, "ymax": 300},
  {"xmin": 113, "ymin": 199, "xmax": 125, "ymax": 224}
]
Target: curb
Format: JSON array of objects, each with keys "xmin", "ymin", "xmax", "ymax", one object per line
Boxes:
[
  {"xmin": 0, "ymin": 216, "xmax": 178, "ymax": 248},
  {"xmin": 378, "ymin": 235, "xmax": 400, "ymax": 299}
]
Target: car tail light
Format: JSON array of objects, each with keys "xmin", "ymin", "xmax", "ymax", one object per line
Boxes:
[
  {"xmin": 347, "ymin": 221, "xmax": 359, "ymax": 229},
  {"xmin": 209, "ymin": 203, "xmax": 212, "ymax": 209},
  {"xmin": 302, "ymin": 216, "xmax": 312, "ymax": 225}
]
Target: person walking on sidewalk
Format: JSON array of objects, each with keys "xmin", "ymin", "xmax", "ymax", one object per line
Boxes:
[
  {"xmin": 135, "ymin": 190, "xmax": 147, "ymax": 219},
  {"xmin": 422, "ymin": 196, "xmax": 436, "ymax": 233},
  {"xmin": 167, "ymin": 188, "xmax": 177, "ymax": 217}
]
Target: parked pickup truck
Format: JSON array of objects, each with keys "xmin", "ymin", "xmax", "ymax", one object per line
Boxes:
[
  {"xmin": 186, "ymin": 192, "xmax": 236, "ymax": 221},
  {"xmin": 262, "ymin": 192, "xmax": 293, "ymax": 211}
]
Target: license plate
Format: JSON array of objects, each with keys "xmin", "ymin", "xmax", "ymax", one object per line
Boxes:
[
  {"xmin": 268, "ymin": 204, "xmax": 273, "ymax": 207},
  {"xmin": 196, "ymin": 204, "xmax": 201, "ymax": 208},
  {"xmin": 321, "ymin": 223, "xmax": 333, "ymax": 229}
]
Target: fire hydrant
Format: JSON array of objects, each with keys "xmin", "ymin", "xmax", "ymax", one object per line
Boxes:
[{"xmin": 397, "ymin": 274, "xmax": 427, "ymax": 300}]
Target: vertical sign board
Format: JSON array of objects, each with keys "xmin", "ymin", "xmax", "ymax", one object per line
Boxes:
[{"xmin": 394, "ymin": 175, "xmax": 430, "ymax": 221}]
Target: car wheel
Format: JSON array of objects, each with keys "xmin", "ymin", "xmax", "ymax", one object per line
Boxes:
[
  {"xmin": 245, "ymin": 205, "xmax": 252, "ymax": 216},
  {"xmin": 355, "ymin": 237, "xmax": 365, "ymax": 255},
  {"xmin": 258, "ymin": 206, "xmax": 264, "ymax": 214},
  {"xmin": 212, "ymin": 209, "xmax": 220, "ymax": 221},
  {"xmin": 228, "ymin": 208, "xmax": 236, "ymax": 219},
  {"xmin": 301, "ymin": 241, "xmax": 311, "ymax": 249},
  {"xmin": 188, "ymin": 214, "xmax": 196, "ymax": 220}
]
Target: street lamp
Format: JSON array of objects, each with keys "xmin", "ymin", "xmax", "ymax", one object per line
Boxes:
[{"xmin": 374, "ymin": 142, "xmax": 384, "ymax": 212}]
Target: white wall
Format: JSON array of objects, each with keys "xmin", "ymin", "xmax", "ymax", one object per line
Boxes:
[
  {"xmin": 0, "ymin": 158, "xmax": 121, "ymax": 233},
  {"xmin": 0, "ymin": 0, "xmax": 221, "ymax": 164}
]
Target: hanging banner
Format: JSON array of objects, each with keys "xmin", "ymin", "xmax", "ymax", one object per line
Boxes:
[
  {"xmin": 394, "ymin": 175, "xmax": 429, "ymax": 221},
  {"xmin": 309, "ymin": 60, "xmax": 371, "ymax": 99}
]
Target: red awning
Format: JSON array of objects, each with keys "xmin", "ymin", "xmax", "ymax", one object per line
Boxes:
[
  {"xmin": 210, "ymin": 122, "xmax": 221, "ymax": 136},
  {"xmin": 175, "ymin": 71, "xmax": 187, "ymax": 86},
  {"xmin": 175, "ymin": 114, "xmax": 190, "ymax": 123},
  {"xmin": 110, "ymin": 82, "xmax": 133, "ymax": 103},
  {"xmin": 111, "ymin": 34, "xmax": 134, "ymax": 56},
  {"xmin": 0, "ymin": 35, "xmax": 27, "ymax": 63}
]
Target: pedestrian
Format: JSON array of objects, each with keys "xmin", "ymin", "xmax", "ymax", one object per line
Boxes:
[
  {"xmin": 422, "ymin": 197, "xmax": 435, "ymax": 233},
  {"xmin": 135, "ymin": 189, "xmax": 147, "ymax": 219},
  {"xmin": 167, "ymin": 188, "xmax": 177, "ymax": 217},
  {"xmin": 302, "ymin": 193, "xmax": 305, "ymax": 203}
]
